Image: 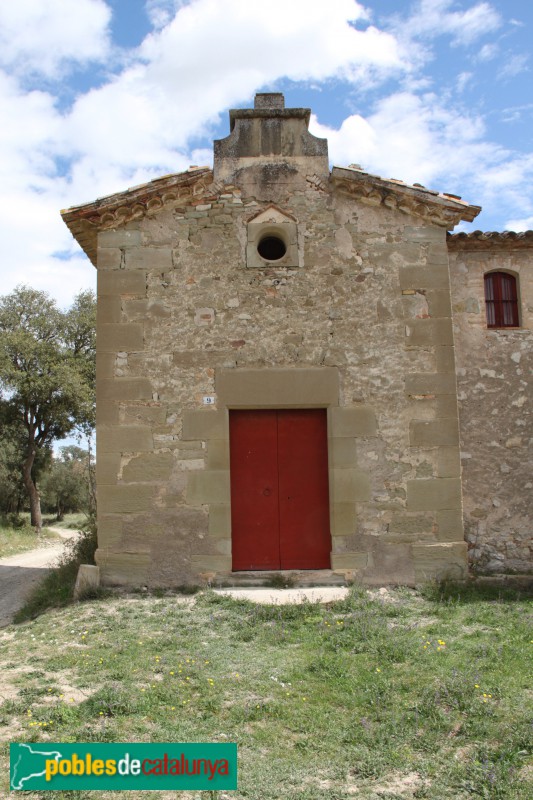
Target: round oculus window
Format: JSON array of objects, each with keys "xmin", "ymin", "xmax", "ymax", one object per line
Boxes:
[{"xmin": 257, "ymin": 235, "xmax": 287, "ymax": 261}]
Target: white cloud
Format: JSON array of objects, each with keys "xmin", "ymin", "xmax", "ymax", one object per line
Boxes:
[
  {"xmin": 0, "ymin": 0, "xmax": 112, "ymax": 78},
  {"xmin": 0, "ymin": 0, "xmax": 408, "ymax": 304},
  {"xmin": 58, "ymin": 0, "xmax": 406, "ymax": 189},
  {"xmin": 499, "ymin": 53, "xmax": 529, "ymax": 79},
  {"xmin": 146, "ymin": 0, "xmax": 181, "ymax": 30},
  {"xmin": 477, "ymin": 43, "xmax": 499, "ymax": 61},
  {"xmin": 457, "ymin": 71, "xmax": 473, "ymax": 92},
  {"xmin": 505, "ymin": 216, "xmax": 533, "ymax": 232},
  {"xmin": 401, "ymin": 0, "xmax": 501, "ymax": 46},
  {"xmin": 311, "ymin": 90, "xmax": 533, "ymax": 231},
  {"xmin": 311, "ymin": 91, "xmax": 491, "ymax": 188},
  {"xmin": 1, "ymin": 0, "xmax": 532, "ymax": 310}
]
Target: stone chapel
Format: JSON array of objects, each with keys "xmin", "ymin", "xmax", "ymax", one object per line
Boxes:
[{"xmin": 62, "ymin": 93, "xmax": 532, "ymax": 587}]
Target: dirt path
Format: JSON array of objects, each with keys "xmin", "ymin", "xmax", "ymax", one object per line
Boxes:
[{"xmin": 0, "ymin": 528, "xmax": 80, "ymax": 628}]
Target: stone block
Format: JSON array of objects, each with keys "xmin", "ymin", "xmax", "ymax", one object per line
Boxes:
[
  {"xmin": 427, "ymin": 242, "xmax": 450, "ymax": 264},
  {"xmin": 331, "ymin": 469, "xmax": 371, "ymax": 502},
  {"xmin": 436, "ymin": 395, "xmax": 458, "ymax": 417},
  {"xmin": 407, "ymin": 478, "xmax": 462, "ymax": 511},
  {"xmin": 362, "ymin": 541, "xmax": 414, "ymax": 585},
  {"xmin": 97, "ymin": 247, "xmax": 122, "ymax": 270},
  {"xmin": 328, "ymin": 438, "xmax": 357, "ymax": 467},
  {"xmin": 330, "ymin": 502, "xmax": 357, "ymax": 535},
  {"xmin": 404, "ymin": 226, "xmax": 446, "ymax": 244},
  {"xmin": 98, "ymin": 229, "xmax": 142, "ymax": 248},
  {"xmin": 410, "ymin": 418, "xmax": 459, "ymax": 446},
  {"xmin": 399, "ymin": 266, "xmax": 449, "ymax": 291},
  {"xmin": 214, "ymin": 539, "xmax": 232, "ymax": 556},
  {"xmin": 98, "ymin": 270, "xmax": 146, "ymax": 297},
  {"xmin": 122, "ymin": 451, "xmax": 174, "ymax": 482},
  {"xmin": 187, "ymin": 470, "xmax": 231, "ymax": 505},
  {"xmin": 329, "ymin": 406, "xmax": 377, "ymax": 437},
  {"xmin": 207, "ymin": 439, "xmax": 230, "ymax": 469},
  {"xmin": 405, "ymin": 373, "xmax": 456, "ymax": 396},
  {"xmin": 73, "ymin": 565, "xmax": 100, "ymax": 600},
  {"xmin": 331, "ymin": 552, "xmax": 368, "ymax": 570},
  {"xmin": 124, "ymin": 299, "xmax": 172, "ymax": 326},
  {"xmin": 97, "ymin": 378, "xmax": 153, "ymax": 402},
  {"xmin": 98, "ymin": 484, "xmax": 157, "ymax": 513},
  {"xmin": 437, "ymin": 447, "xmax": 461, "ymax": 478},
  {"xmin": 173, "ymin": 350, "xmax": 226, "ymax": 368},
  {"xmin": 412, "ymin": 542, "xmax": 468, "ymax": 583},
  {"xmin": 372, "ymin": 242, "xmax": 421, "ymax": 263},
  {"xmin": 96, "ymin": 353, "xmax": 115, "ymax": 379},
  {"xmin": 182, "ymin": 410, "xmax": 229, "ymax": 441},
  {"xmin": 216, "ymin": 367, "xmax": 339, "ymax": 408},
  {"xmin": 98, "ymin": 426, "xmax": 153, "ymax": 453},
  {"xmin": 97, "ymin": 452, "xmax": 121, "ymax": 485},
  {"xmin": 435, "ymin": 347, "xmax": 456, "ymax": 373},
  {"xmin": 388, "ymin": 512, "xmax": 434, "ymax": 536},
  {"xmin": 426, "ymin": 289, "xmax": 452, "ymax": 317},
  {"xmin": 436, "ymin": 510, "xmax": 465, "ymax": 542},
  {"xmin": 122, "ymin": 507, "xmax": 207, "ymax": 542},
  {"xmin": 208, "ymin": 505, "xmax": 232, "ymax": 538},
  {"xmin": 125, "ymin": 248, "xmax": 173, "ymax": 270},
  {"xmin": 96, "ymin": 514, "xmax": 123, "ymax": 547},
  {"xmin": 123, "ymin": 404, "xmax": 167, "ymax": 425},
  {"xmin": 98, "ymin": 323, "xmax": 144, "ymax": 352},
  {"xmin": 97, "ymin": 296, "xmax": 122, "ymax": 324},
  {"xmin": 96, "ymin": 402, "xmax": 119, "ymax": 425},
  {"xmin": 406, "ymin": 318, "xmax": 453, "ymax": 347},
  {"xmin": 381, "ymin": 530, "xmax": 435, "ymax": 544},
  {"xmin": 97, "ymin": 552, "xmax": 151, "ymax": 586},
  {"xmin": 190, "ymin": 554, "xmax": 232, "ymax": 573}
]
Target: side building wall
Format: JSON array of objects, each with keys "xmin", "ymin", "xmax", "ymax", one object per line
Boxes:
[
  {"xmin": 448, "ymin": 239, "xmax": 532, "ymax": 574},
  {"xmin": 94, "ymin": 182, "xmax": 468, "ymax": 587}
]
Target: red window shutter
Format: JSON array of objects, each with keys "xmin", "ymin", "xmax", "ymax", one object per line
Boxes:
[{"xmin": 484, "ymin": 272, "xmax": 519, "ymax": 328}]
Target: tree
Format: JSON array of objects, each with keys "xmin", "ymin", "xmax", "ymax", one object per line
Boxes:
[
  {"xmin": 0, "ymin": 286, "xmax": 96, "ymax": 532},
  {"xmin": 0, "ymin": 410, "xmax": 52, "ymax": 515},
  {"xmin": 41, "ymin": 445, "xmax": 94, "ymax": 521}
]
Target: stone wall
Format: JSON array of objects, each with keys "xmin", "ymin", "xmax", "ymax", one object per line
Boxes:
[
  {"xmin": 448, "ymin": 238, "xmax": 532, "ymax": 574},
  {"xmin": 94, "ymin": 175, "xmax": 468, "ymax": 587}
]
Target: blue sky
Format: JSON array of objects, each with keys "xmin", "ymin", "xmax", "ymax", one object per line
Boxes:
[{"xmin": 1, "ymin": 0, "xmax": 532, "ymax": 307}]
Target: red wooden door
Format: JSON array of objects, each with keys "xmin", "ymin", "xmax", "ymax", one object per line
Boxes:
[{"xmin": 230, "ymin": 409, "xmax": 331, "ymax": 571}]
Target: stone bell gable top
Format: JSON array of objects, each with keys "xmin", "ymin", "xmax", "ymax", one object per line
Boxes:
[
  {"xmin": 213, "ymin": 92, "xmax": 329, "ymax": 185},
  {"xmin": 61, "ymin": 92, "xmax": 481, "ymax": 264}
]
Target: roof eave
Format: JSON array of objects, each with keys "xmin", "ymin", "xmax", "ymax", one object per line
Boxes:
[
  {"xmin": 331, "ymin": 166, "xmax": 481, "ymax": 228},
  {"xmin": 61, "ymin": 166, "xmax": 213, "ymax": 266},
  {"xmin": 447, "ymin": 230, "xmax": 533, "ymax": 249}
]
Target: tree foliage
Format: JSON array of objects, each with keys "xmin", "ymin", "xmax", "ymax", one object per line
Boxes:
[
  {"xmin": 0, "ymin": 286, "xmax": 96, "ymax": 531},
  {"xmin": 41, "ymin": 445, "xmax": 94, "ymax": 521}
]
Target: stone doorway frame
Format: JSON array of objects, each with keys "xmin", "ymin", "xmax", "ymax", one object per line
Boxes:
[{"xmin": 183, "ymin": 367, "xmax": 377, "ymax": 579}]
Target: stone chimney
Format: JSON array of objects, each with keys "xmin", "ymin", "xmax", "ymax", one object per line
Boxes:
[{"xmin": 213, "ymin": 93, "xmax": 329, "ymax": 195}]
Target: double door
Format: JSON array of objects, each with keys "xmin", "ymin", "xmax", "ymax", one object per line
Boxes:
[{"xmin": 229, "ymin": 409, "xmax": 331, "ymax": 570}]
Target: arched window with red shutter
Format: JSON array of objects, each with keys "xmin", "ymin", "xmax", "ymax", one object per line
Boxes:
[{"xmin": 484, "ymin": 271, "xmax": 519, "ymax": 328}]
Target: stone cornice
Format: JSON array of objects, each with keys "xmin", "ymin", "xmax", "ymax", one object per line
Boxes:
[
  {"xmin": 62, "ymin": 163, "xmax": 491, "ymax": 268},
  {"xmin": 331, "ymin": 166, "xmax": 481, "ymax": 229},
  {"xmin": 61, "ymin": 167, "xmax": 213, "ymax": 266},
  {"xmin": 447, "ymin": 230, "xmax": 533, "ymax": 250}
]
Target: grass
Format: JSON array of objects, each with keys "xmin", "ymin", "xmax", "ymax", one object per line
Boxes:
[
  {"xmin": 12, "ymin": 524, "xmax": 98, "ymax": 623},
  {"xmin": 42, "ymin": 512, "xmax": 87, "ymax": 531},
  {"xmin": 0, "ymin": 519, "xmax": 62, "ymax": 558},
  {"xmin": 0, "ymin": 583, "xmax": 531, "ymax": 799}
]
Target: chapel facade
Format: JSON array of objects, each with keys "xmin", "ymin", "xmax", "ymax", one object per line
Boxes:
[{"xmin": 62, "ymin": 94, "xmax": 532, "ymax": 586}]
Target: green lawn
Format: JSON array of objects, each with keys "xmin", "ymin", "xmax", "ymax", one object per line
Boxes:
[
  {"xmin": 0, "ymin": 522, "xmax": 62, "ymax": 558},
  {"xmin": 0, "ymin": 513, "xmax": 85, "ymax": 558},
  {"xmin": 0, "ymin": 585, "xmax": 531, "ymax": 799}
]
